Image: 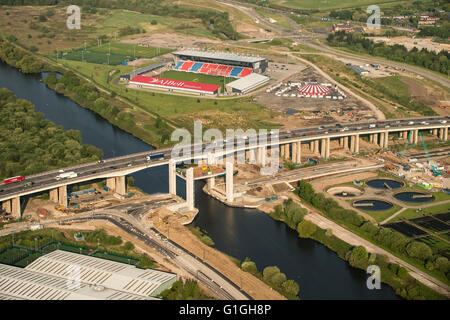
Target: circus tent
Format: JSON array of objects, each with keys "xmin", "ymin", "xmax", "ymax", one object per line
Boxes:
[{"xmin": 298, "ymin": 83, "xmax": 330, "ymax": 97}]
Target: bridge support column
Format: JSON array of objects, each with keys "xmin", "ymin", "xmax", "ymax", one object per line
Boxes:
[
  {"xmin": 226, "ymin": 161, "xmax": 234, "ymax": 203},
  {"xmin": 379, "ymin": 132, "xmax": 385, "ymax": 148},
  {"xmin": 343, "ymin": 136, "xmax": 349, "ymax": 150},
  {"xmin": 325, "ymin": 138, "xmax": 330, "ymax": 159},
  {"xmin": 58, "ymin": 186, "xmax": 67, "ymax": 207},
  {"xmin": 373, "ymin": 133, "xmax": 378, "ymax": 146},
  {"xmin": 384, "ymin": 131, "xmax": 389, "ymax": 149},
  {"xmin": 413, "ymin": 130, "xmax": 419, "ymax": 145},
  {"xmin": 106, "ymin": 177, "xmax": 116, "ymax": 192},
  {"xmin": 285, "ymin": 144, "xmax": 290, "ymax": 160},
  {"xmin": 309, "ymin": 141, "xmax": 314, "ymax": 152},
  {"xmin": 115, "ymin": 176, "xmax": 126, "ymax": 196},
  {"xmin": 207, "ymin": 176, "xmax": 215, "ymax": 191},
  {"xmin": 186, "ymin": 168, "xmax": 194, "ymax": 211},
  {"xmin": 280, "ymin": 144, "xmax": 285, "ymax": 158},
  {"xmin": 292, "ymin": 142, "xmax": 297, "ymax": 163},
  {"xmin": 432, "ymin": 129, "xmax": 438, "ymax": 137},
  {"xmin": 369, "ymin": 134, "xmax": 373, "ymax": 144},
  {"xmin": 49, "ymin": 188, "xmax": 59, "ymax": 203},
  {"xmin": 249, "ymin": 148, "xmax": 256, "ymax": 164},
  {"xmin": 314, "ymin": 140, "xmax": 319, "ymax": 154},
  {"xmin": 350, "ymin": 136, "xmax": 355, "ymax": 153},
  {"xmin": 169, "ymin": 160, "xmax": 176, "ymax": 195},
  {"xmin": 320, "ymin": 138, "xmax": 326, "ymax": 158},
  {"xmin": 261, "ymin": 146, "xmax": 266, "ymax": 166},
  {"xmin": 444, "ymin": 127, "xmax": 448, "ymax": 141},
  {"xmin": 11, "ymin": 196, "xmax": 21, "ymax": 219},
  {"xmin": 2, "ymin": 200, "xmax": 11, "ymax": 214},
  {"xmin": 245, "ymin": 150, "xmax": 249, "ymax": 162},
  {"xmin": 296, "ymin": 142, "xmax": 301, "ymax": 164},
  {"xmin": 355, "ymin": 135, "xmax": 359, "ymax": 154}
]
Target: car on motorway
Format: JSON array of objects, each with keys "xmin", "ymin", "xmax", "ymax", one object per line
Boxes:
[
  {"xmin": 336, "ymin": 124, "xmax": 342, "ymax": 127},
  {"xmin": 0, "ymin": 189, "xmax": 3, "ymax": 193},
  {"xmin": 309, "ymin": 131, "xmax": 314, "ymax": 135},
  {"xmin": 440, "ymin": 120, "xmax": 447, "ymax": 124},
  {"xmin": 24, "ymin": 182, "xmax": 34, "ymax": 188},
  {"xmin": 127, "ymin": 163, "xmax": 132, "ymax": 167},
  {"xmin": 318, "ymin": 126, "xmax": 324, "ymax": 129},
  {"xmin": 324, "ymin": 131, "xmax": 328, "ymax": 134},
  {"xmin": 356, "ymin": 126, "xmax": 362, "ymax": 130},
  {"xmin": 110, "ymin": 166, "xmax": 117, "ymax": 170},
  {"xmin": 369, "ymin": 124, "xmax": 376, "ymax": 128},
  {"xmin": 395, "ymin": 121, "xmax": 400, "ymax": 124},
  {"xmin": 408, "ymin": 121, "xmax": 414, "ymax": 125},
  {"xmin": 385, "ymin": 125, "xmax": 390, "ymax": 128},
  {"xmin": 421, "ymin": 121, "xmax": 429, "ymax": 125},
  {"xmin": 291, "ymin": 133, "xmax": 296, "ymax": 136}
]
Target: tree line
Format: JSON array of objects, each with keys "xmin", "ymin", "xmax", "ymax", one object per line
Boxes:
[
  {"xmin": 0, "ymin": 88, "xmax": 103, "ymax": 180},
  {"xmin": 328, "ymin": 31, "xmax": 449, "ymax": 75}
]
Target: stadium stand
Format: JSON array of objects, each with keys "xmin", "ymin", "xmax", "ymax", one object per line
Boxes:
[
  {"xmin": 190, "ymin": 62, "xmax": 204, "ymax": 72},
  {"xmin": 239, "ymin": 68, "xmax": 253, "ymax": 77},
  {"xmin": 180, "ymin": 61, "xmax": 194, "ymax": 71},
  {"xmin": 230, "ymin": 67, "xmax": 243, "ymax": 77},
  {"xmin": 174, "ymin": 61, "xmax": 183, "ymax": 70}
]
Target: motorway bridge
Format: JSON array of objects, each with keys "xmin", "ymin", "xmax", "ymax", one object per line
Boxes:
[{"xmin": 0, "ymin": 116, "xmax": 448, "ymax": 217}]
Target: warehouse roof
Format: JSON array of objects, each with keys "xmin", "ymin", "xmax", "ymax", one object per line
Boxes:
[
  {"xmin": 226, "ymin": 73, "xmax": 269, "ymax": 92},
  {"xmin": 25, "ymin": 250, "xmax": 176, "ymax": 297},
  {"xmin": 0, "ymin": 263, "xmax": 150, "ymax": 300},
  {"xmin": 173, "ymin": 50, "xmax": 265, "ymax": 63}
]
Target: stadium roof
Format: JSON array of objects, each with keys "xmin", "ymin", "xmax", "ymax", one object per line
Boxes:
[
  {"xmin": 24, "ymin": 250, "xmax": 176, "ymax": 298},
  {"xmin": 226, "ymin": 73, "xmax": 269, "ymax": 92},
  {"xmin": 120, "ymin": 63, "xmax": 166, "ymax": 79},
  {"xmin": 0, "ymin": 263, "xmax": 150, "ymax": 300},
  {"xmin": 173, "ymin": 50, "xmax": 265, "ymax": 63}
]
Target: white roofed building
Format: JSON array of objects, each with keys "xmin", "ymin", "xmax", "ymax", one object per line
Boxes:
[{"xmin": 225, "ymin": 73, "xmax": 270, "ymax": 94}]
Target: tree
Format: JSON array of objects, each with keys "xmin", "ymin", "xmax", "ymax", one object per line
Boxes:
[
  {"xmin": 241, "ymin": 261, "xmax": 258, "ymax": 275},
  {"xmin": 347, "ymin": 246, "xmax": 369, "ymax": 268},
  {"xmin": 263, "ymin": 266, "xmax": 280, "ymax": 284},
  {"xmin": 405, "ymin": 241, "xmax": 432, "ymax": 261},
  {"xmin": 297, "ymin": 220, "xmax": 316, "ymax": 238},
  {"xmin": 281, "ymin": 279, "xmax": 299, "ymax": 298},
  {"xmin": 123, "ymin": 241, "xmax": 134, "ymax": 251},
  {"xmin": 434, "ymin": 257, "xmax": 449, "ymax": 273},
  {"xmin": 270, "ymin": 272, "xmax": 287, "ymax": 287}
]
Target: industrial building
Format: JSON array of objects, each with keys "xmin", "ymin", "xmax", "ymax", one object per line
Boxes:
[
  {"xmin": 129, "ymin": 75, "xmax": 221, "ymax": 95},
  {"xmin": 225, "ymin": 73, "xmax": 269, "ymax": 94},
  {"xmin": 0, "ymin": 250, "xmax": 176, "ymax": 300}
]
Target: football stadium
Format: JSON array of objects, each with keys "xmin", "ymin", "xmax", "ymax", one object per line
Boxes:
[{"xmin": 127, "ymin": 50, "xmax": 270, "ymax": 96}]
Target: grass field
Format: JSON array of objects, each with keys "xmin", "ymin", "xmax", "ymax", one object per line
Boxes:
[
  {"xmin": 391, "ymin": 203, "xmax": 450, "ymax": 222},
  {"xmin": 59, "ymin": 42, "xmax": 171, "ymax": 65},
  {"xmin": 358, "ymin": 204, "xmax": 402, "ymax": 223},
  {"xmin": 273, "ymin": 0, "xmax": 410, "ymax": 10},
  {"xmin": 158, "ymin": 70, "xmax": 235, "ymax": 91}
]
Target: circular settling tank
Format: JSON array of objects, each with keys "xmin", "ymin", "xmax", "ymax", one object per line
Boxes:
[
  {"xmin": 394, "ymin": 192, "xmax": 434, "ymax": 203},
  {"xmin": 327, "ymin": 186, "xmax": 363, "ymax": 198},
  {"xmin": 353, "ymin": 200, "xmax": 393, "ymax": 211},
  {"xmin": 366, "ymin": 179, "xmax": 404, "ymax": 190}
]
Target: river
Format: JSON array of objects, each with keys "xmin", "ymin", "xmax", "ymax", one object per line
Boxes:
[{"xmin": 0, "ymin": 61, "xmax": 399, "ymax": 299}]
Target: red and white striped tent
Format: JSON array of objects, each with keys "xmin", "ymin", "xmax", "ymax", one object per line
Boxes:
[{"xmin": 298, "ymin": 83, "xmax": 330, "ymax": 97}]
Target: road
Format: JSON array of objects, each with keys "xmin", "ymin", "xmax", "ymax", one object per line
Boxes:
[
  {"xmin": 0, "ymin": 208, "xmax": 251, "ymax": 300},
  {"xmin": 0, "ymin": 116, "xmax": 448, "ymax": 202}
]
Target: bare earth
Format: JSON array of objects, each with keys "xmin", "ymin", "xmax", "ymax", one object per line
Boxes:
[{"xmin": 121, "ymin": 33, "xmax": 221, "ymax": 50}]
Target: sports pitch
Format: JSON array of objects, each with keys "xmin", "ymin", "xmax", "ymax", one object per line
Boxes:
[
  {"xmin": 157, "ymin": 70, "xmax": 235, "ymax": 91},
  {"xmin": 59, "ymin": 42, "xmax": 172, "ymax": 66}
]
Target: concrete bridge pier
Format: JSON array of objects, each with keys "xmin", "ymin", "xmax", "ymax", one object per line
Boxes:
[
  {"xmin": 309, "ymin": 141, "xmax": 314, "ymax": 152},
  {"xmin": 2, "ymin": 197, "xmax": 22, "ymax": 219},
  {"xmin": 355, "ymin": 135, "xmax": 359, "ymax": 154},
  {"xmin": 58, "ymin": 186, "xmax": 68, "ymax": 207},
  {"xmin": 350, "ymin": 135, "xmax": 355, "ymax": 153},
  {"xmin": 373, "ymin": 133, "xmax": 378, "ymax": 146},
  {"xmin": 384, "ymin": 131, "xmax": 389, "ymax": 149},
  {"xmin": 343, "ymin": 136, "xmax": 349, "ymax": 150},
  {"xmin": 320, "ymin": 138, "xmax": 326, "ymax": 158},
  {"xmin": 106, "ymin": 177, "xmax": 116, "ymax": 191},
  {"xmin": 379, "ymin": 132, "xmax": 385, "ymax": 149},
  {"xmin": 325, "ymin": 138, "xmax": 331, "ymax": 159},
  {"xmin": 207, "ymin": 176, "xmax": 215, "ymax": 191},
  {"xmin": 369, "ymin": 134, "xmax": 373, "ymax": 143},
  {"xmin": 296, "ymin": 142, "xmax": 301, "ymax": 164},
  {"xmin": 444, "ymin": 127, "xmax": 448, "ymax": 141},
  {"xmin": 280, "ymin": 144, "xmax": 285, "ymax": 158},
  {"xmin": 186, "ymin": 168, "xmax": 194, "ymax": 211},
  {"xmin": 292, "ymin": 142, "xmax": 297, "ymax": 163},
  {"xmin": 49, "ymin": 188, "xmax": 59, "ymax": 203},
  {"xmin": 226, "ymin": 161, "xmax": 234, "ymax": 203},
  {"xmin": 284, "ymin": 144, "xmax": 290, "ymax": 160},
  {"xmin": 314, "ymin": 140, "xmax": 319, "ymax": 154},
  {"xmin": 115, "ymin": 176, "xmax": 126, "ymax": 196},
  {"xmin": 169, "ymin": 160, "xmax": 176, "ymax": 195},
  {"xmin": 413, "ymin": 130, "xmax": 419, "ymax": 145},
  {"xmin": 249, "ymin": 148, "xmax": 256, "ymax": 164},
  {"xmin": 339, "ymin": 137, "xmax": 344, "ymax": 147}
]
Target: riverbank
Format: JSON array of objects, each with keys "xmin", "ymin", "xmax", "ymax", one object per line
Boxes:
[{"xmin": 0, "ymin": 39, "xmax": 170, "ymax": 149}]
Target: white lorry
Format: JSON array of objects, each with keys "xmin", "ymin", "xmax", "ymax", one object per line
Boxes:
[{"xmin": 55, "ymin": 171, "xmax": 78, "ymax": 180}]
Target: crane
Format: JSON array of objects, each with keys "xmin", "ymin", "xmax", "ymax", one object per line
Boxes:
[{"xmin": 418, "ymin": 132, "xmax": 441, "ymax": 176}]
